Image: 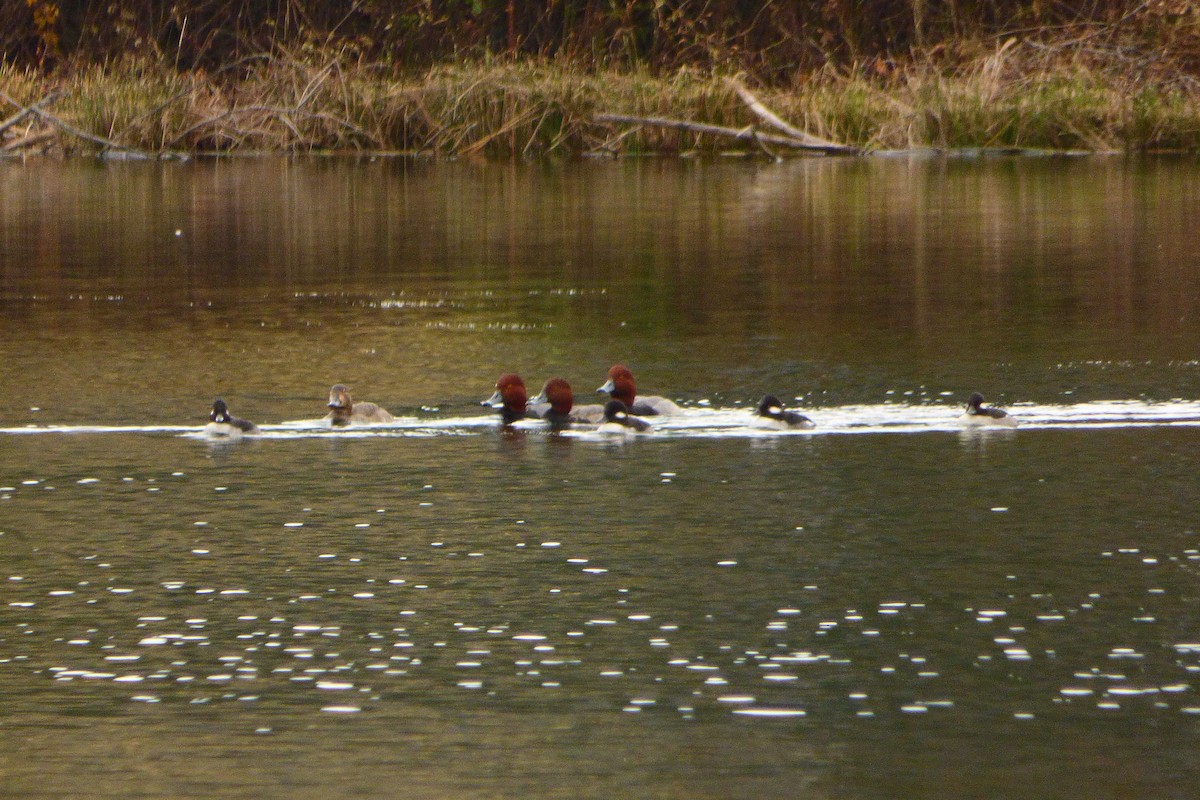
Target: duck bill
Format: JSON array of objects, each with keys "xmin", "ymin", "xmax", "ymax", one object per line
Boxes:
[
  {"xmin": 597, "ymin": 379, "xmax": 615, "ymax": 395},
  {"xmin": 481, "ymin": 389, "xmax": 504, "ymax": 408},
  {"xmin": 529, "ymin": 391, "xmax": 548, "ymax": 405}
]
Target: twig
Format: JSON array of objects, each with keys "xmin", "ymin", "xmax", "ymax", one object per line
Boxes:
[
  {"xmin": 2, "ymin": 130, "xmax": 56, "ymax": 153},
  {"xmin": 309, "ymin": 112, "xmax": 383, "ymax": 147},
  {"xmin": 586, "ymin": 123, "xmax": 641, "ymax": 157},
  {"xmin": 751, "ymin": 128, "xmax": 782, "ymax": 161},
  {"xmin": 459, "ymin": 108, "xmax": 539, "ymax": 156},
  {"xmin": 0, "ymin": 89, "xmax": 150, "ymax": 155},
  {"xmin": 297, "ymin": 61, "xmax": 335, "ymax": 109},
  {"xmin": 723, "ymin": 77, "xmax": 859, "ymax": 153},
  {"xmin": 167, "ymin": 105, "xmax": 380, "ymax": 149},
  {"xmin": 445, "ymin": 122, "xmax": 478, "ymax": 154},
  {"xmin": 29, "ymin": 106, "xmax": 152, "ymax": 157},
  {"xmin": 166, "ymin": 110, "xmax": 235, "ymax": 148},
  {"xmin": 274, "ymin": 111, "xmax": 304, "ymax": 143},
  {"xmin": 111, "ymin": 86, "xmax": 194, "ymax": 147},
  {"xmin": 0, "ymin": 90, "xmax": 61, "ymax": 135},
  {"xmin": 522, "ymin": 107, "xmax": 553, "ymax": 156},
  {"xmin": 594, "ymin": 113, "xmax": 849, "ymax": 154}
]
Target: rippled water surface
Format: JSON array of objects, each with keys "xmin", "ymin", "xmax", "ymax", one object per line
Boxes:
[{"xmin": 3, "ymin": 157, "xmax": 1200, "ymax": 798}]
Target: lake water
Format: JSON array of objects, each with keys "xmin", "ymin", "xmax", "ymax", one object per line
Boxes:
[{"xmin": 2, "ymin": 156, "xmax": 1200, "ymax": 798}]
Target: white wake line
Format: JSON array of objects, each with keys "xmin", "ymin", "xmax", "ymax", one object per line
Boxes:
[{"xmin": 4, "ymin": 401, "xmax": 1200, "ymax": 438}]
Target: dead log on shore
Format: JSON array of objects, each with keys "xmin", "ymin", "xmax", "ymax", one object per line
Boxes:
[
  {"xmin": 723, "ymin": 78, "xmax": 858, "ymax": 154},
  {"xmin": 594, "ymin": 81, "xmax": 861, "ymax": 156},
  {"xmin": 0, "ymin": 91, "xmax": 61, "ymax": 136},
  {"xmin": 0, "ymin": 90, "xmax": 155, "ymax": 157},
  {"xmin": 593, "ymin": 113, "xmax": 858, "ymax": 155},
  {"xmin": 1, "ymin": 130, "xmax": 57, "ymax": 153}
]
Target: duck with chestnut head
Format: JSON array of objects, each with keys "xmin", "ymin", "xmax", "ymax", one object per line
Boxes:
[
  {"xmin": 529, "ymin": 378, "xmax": 605, "ymax": 428},
  {"xmin": 596, "ymin": 364, "xmax": 680, "ymax": 416},
  {"xmin": 482, "ymin": 373, "xmax": 532, "ymax": 425}
]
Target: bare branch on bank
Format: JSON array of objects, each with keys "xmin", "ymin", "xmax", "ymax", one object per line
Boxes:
[
  {"xmin": 723, "ymin": 78, "xmax": 859, "ymax": 154},
  {"xmin": 593, "ymin": 113, "xmax": 859, "ymax": 155}
]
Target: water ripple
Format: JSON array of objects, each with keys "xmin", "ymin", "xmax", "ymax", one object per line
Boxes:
[{"xmin": 4, "ymin": 399, "xmax": 1200, "ymax": 440}]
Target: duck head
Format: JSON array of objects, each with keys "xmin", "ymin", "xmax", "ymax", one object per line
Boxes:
[
  {"xmin": 531, "ymin": 378, "xmax": 573, "ymax": 415},
  {"xmin": 597, "ymin": 364, "xmax": 637, "ymax": 407},
  {"xmin": 756, "ymin": 394, "xmax": 785, "ymax": 418},
  {"xmin": 483, "ymin": 373, "xmax": 528, "ymax": 423},
  {"xmin": 210, "ymin": 399, "xmax": 232, "ymax": 424},
  {"xmin": 603, "ymin": 399, "xmax": 630, "ymax": 423},
  {"xmin": 328, "ymin": 384, "xmax": 354, "ymax": 426}
]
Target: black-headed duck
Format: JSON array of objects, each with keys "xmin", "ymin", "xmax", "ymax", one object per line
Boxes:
[
  {"xmin": 205, "ymin": 399, "xmax": 259, "ymax": 437},
  {"xmin": 960, "ymin": 392, "xmax": 1018, "ymax": 428},
  {"xmin": 752, "ymin": 394, "xmax": 815, "ymax": 430},
  {"xmin": 598, "ymin": 399, "xmax": 652, "ymax": 434}
]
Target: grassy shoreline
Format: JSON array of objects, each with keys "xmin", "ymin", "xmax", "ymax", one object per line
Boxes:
[{"xmin": 4, "ymin": 48, "xmax": 1200, "ymax": 158}]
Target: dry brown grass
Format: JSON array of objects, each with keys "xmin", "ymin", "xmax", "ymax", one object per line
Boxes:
[{"xmin": 4, "ymin": 41, "xmax": 1200, "ymax": 157}]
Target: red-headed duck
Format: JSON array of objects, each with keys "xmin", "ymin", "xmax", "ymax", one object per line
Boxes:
[
  {"xmin": 205, "ymin": 399, "xmax": 259, "ymax": 437},
  {"xmin": 598, "ymin": 399, "xmax": 652, "ymax": 434},
  {"xmin": 529, "ymin": 378, "xmax": 605, "ymax": 428},
  {"xmin": 481, "ymin": 373, "xmax": 529, "ymax": 424},
  {"xmin": 752, "ymin": 394, "xmax": 815, "ymax": 430},
  {"xmin": 960, "ymin": 392, "xmax": 1018, "ymax": 428},
  {"xmin": 596, "ymin": 364, "xmax": 681, "ymax": 416},
  {"xmin": 325, "ymin": 384, "xmax": 394, "ymax": 426}
]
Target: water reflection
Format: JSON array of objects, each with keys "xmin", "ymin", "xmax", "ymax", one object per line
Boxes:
[{"xmin": 4, "ymin": 158, "xmax": 1200, "ymax": 340}]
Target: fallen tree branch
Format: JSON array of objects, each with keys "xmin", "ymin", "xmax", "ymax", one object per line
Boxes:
[
  {"xmin": 1, "ymin": 91, "xmax": 156, "ymax": 157},
  {"xmin": 0, "ymin": 91, "xmax": 62, "ymax": 135},
  {"xmin": 29, "ymin": 107, "xmax": 154, "ymax": 157},
  {"xmin": 2, "ymin": 130, "xmax": 56, "ymax": 153},
  {"xmin": 723, "ymin": 78, "xmax": 859, "ymax": 154},
  {"xmin": 166, "ymin": 104, "xmax": 382, "ymax": 149},
  {"xmin": 587, "ymin": 123, "xmax": 643, "ymax": 158},
  {"xmin": 751, "ymin": 128, "xmax": 782, "ymax": 161},
  {"xmin": 593, "ymin": 113, "xmax": 855, "ymax": 154}
]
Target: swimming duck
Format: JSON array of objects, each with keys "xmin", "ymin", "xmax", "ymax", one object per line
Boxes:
[
  {"xmin": 529, "ymin": 378, "xmax": 605, "ymax": 428},
  {"xmin": 598, "ymin": 399, "xmax": 652, "ymax": 434},
  {"xmin": 325, "ymin": 384, "xmax": 394, "ymax": 426},
  {"xmin": 205, "ymin": 399, "xmax": 259, "ymax": 437},
  {"xmin": 596, "ymin": 364, "xmax": 681, "ymax": 416},
  {"xmin": 751, "ymin": 394, "xmax": 815, "ymax": 430},
  {"xmin": 960, "ymin": 392, "xmax": 1018, "ymax": 428},
  {"xmin": 482, "ymin": 373, "xmax": 530, "ymax": 424}
]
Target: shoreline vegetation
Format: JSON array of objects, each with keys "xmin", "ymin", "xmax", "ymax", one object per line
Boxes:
[{"xmin": 4, "ymin": 1, "xmax": 1200, "ymax": 158}]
